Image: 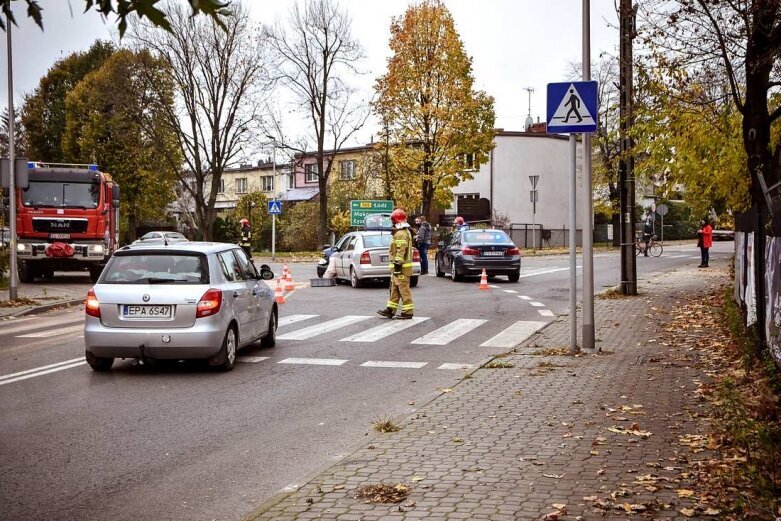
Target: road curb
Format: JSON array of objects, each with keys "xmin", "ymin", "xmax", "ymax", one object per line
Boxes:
[{"xmin": 0, "ymin": 297, "xmax": 84, "ymax": 319}]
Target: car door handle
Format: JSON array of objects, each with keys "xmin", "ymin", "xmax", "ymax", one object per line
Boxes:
[
  {"xmin": 252, "ymin": 289, "xmax": 258, "ymax": 296},
  {"xmin": 233, "ymin": 291, "xmax": 240, "ymax": 298}
]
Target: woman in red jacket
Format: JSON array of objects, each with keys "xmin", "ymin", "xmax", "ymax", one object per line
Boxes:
[{"xmin": 696, "ymin": 219, "xmax": 713, "ymax": 268}]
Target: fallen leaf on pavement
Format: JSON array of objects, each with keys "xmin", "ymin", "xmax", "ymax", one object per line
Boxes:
[
  {"xmin": 680, "ymin": 507, "xmax": 696, "ymax": 517},
  {"xmin": 543, "ymin": 473, "xmax": 565, "ymax": 479},
  {"xmin": 677, "ymin": 489, "xmax": 695, "ymax": 498}
]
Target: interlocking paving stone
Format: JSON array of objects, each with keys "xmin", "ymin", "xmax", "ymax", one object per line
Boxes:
[{"xmin": 245, "ymin": 261, "xmax": 730, "ymax": 520}]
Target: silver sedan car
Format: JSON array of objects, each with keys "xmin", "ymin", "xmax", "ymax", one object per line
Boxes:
[
  {"xmin": 327, "ymin": 231, "xmax": 421, "ymax": 288},
  {"xmin": 132, "ymin": 231, "xmax": 189, "ymax": 245},
  {"xmin": 84, "ymin": 242, "xmax": 277, "ymax": 372}
]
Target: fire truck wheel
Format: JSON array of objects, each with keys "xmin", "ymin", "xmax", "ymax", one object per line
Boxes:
[{"xmin": 19, "ymin": 262, "xmax": 35, "ymax": 283}]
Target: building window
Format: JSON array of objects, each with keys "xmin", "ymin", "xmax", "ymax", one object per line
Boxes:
[
  {"xmin": 261, "ymin": 176, "xmax": 274, "ymax": 192},
  {"xmin": 305, "ymin": 163, "xmax": 319, "ymax": 183},
  {"xmin": 218, "ymin": 179, "xmax": 225, "ymax": 194},
  {"xmin": 339, "ymin": 160, "xmax": 356, "ymax": 180},
  {"xmin": 463, "ymin": 153, "xmax": 476, "ymax": 171},
  {"xmin": 235, "ymin": 177, "xmax": 248, "ymax": 194}
]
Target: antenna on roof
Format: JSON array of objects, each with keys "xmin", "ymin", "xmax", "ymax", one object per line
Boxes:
[{"xmin": 524, "ymin": 87, "xmax": 535, "ymax": 131}]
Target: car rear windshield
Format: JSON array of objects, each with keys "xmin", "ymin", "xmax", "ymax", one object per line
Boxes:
[
  {"xmin": 362, "ymin": 233, "xmax": 393, "ymax": 248},
  {"xmin": 464, "ymin": 231, "xmax": 512, "ymax": 244},
  {"xmin": 100, "ymin": 253, "xmax": 209, "ymax": 284}
]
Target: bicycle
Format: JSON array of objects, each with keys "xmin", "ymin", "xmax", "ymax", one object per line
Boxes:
[{"xmin": 636, "ymin": 234, "xmax": 663, "ymax": 257}]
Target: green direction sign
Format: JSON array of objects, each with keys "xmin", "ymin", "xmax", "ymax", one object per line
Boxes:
[{"xmin": 350, "ymin": 200, "xmax": 393, "ymax": 227}]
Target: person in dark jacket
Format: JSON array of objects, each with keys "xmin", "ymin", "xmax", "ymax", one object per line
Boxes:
[
  {"xmin": 414, "ymin": 215, "xmax": 432, "ymax": 275},
  {"xmin": 642, "ymin": 217, "xmax": 654, "ymax": 257},
  {"xmin": 239, "ymin": 219, "xmax": 252, "ymax": 258},
  {"xmin": 696, "ymin": 219, "xmax": 713, "ymax": 267}
]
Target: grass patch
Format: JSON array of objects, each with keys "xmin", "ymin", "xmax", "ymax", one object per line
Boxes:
[
  {"xmin": 371, "ymin": 417, "xmax": 401, "ymax": 433},
  {"xmin": 483, "ymin": 360, "xmax": 514, "ymax": 369},
  {"xmin": 533, "ymin": 347, "xmax": 572, "ymax": 357},
  {"xmin": 354, "ymin": 483, "xmax": 410, "ymax": 503},
  {"xmin": 597, "ymin": 286, "xmax": 634, "ymax": 300}
]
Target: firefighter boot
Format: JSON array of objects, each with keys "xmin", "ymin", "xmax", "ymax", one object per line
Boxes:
[
  {"xmin": 397, "ymin": 312, "xmax": 414, "ymax": 320},
  {"xmin": 376, "ymin": 308, "xmax": 395, "ymax": 319}
]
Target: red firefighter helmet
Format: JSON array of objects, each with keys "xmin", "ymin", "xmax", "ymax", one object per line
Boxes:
[
  {"xmin": 240, "ymin": 218, "xmax": 250, "ymax": 226},
  {"xmin": 454, "ymin": 216, "xmax": 465, "ymax": 226},
  {"xmin": 390, "ymin": 208, "xmax": 407, "ymax": 224}
]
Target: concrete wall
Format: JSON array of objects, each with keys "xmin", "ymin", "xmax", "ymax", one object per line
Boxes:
[{"xmin": 452, "ymin": 132, "xmax": 585, "ymax": 232}]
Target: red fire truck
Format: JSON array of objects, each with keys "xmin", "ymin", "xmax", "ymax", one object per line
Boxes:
[{"xmin": 15, "ymin": 162, "xmax": 120, "ymax": 282}]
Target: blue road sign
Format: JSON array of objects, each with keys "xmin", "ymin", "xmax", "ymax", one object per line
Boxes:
[
  {"xmin": 546, "ymin": 81, "xmax": 598, "ymax": 134},
  {"xmin": 268, "ymin": 200, "xmax": 282, "ymax": 215}
]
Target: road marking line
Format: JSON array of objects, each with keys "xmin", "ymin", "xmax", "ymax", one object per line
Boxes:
[
  {"xmin": 278, "ymin": 314, "xmax": 319, "ymax": 327},
  {"xmin": 538, "ymin": 309, "xmax": 555, "ymax": 317},
  {"xmin": 480, "ymin": 320, "xmax": 547, "ymax": 348},
  {"xmin": 17, "ymin": 324, "xmax": 83, "ymax": 338},
  {"xmin": 529, "ymin": 302, "xmax": 545, "ymax": 307},
  {"xmin": 488, "ymin": 285, "xmax": 500, "ymax": 289},
  {"xmin": 518, "ymin": 295, "xmax": 532, "ymax": 300},
  {"xmin": 438, "ymin": 363, "xmax": 476, "ymax": 370},
  {"xmin": 0, "ymin": 360, "xmax": 86, "ymax": 386},
  {"xmin": 341, "ymin": 317, "xmax": 429, "ymax": 342},
  {"xmin": 277, "ymin": 315, "xmax": 372, "ymax": 340},
  {"xmin": 361, "ymin": 361, "xmax": 427, "ymax": 369},
  {"xmin": 0, "ymin": 357, "xmax": 86, "ymax": 382},
  {"xmin": 503, "ymin": 290, "xmax": 518, "ymax": 294},
  {"xmin": 237, "ymin": 356, "xmax": 269, "ymax": 363},
  {"xmin": 411, "ymin": 319, "xmax": 488, "ymax": 345},
  {"xmin": 519, "ymin": 267, "xmax": 580, "ymax": 278},
  {"xmin": 1, "ymin": 316, "xmax": 84, "ymax": 336},
  {"xmin": 277, "ymin": 358, "xmax": 348, "ymax": 366}
]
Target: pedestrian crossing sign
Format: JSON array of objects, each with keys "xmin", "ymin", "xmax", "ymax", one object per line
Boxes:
[
  {"xmin": 268, "ymin": 200, "xmax": 282, "ymax": 215},
  {"xmin": 546, "ymin": 81, "xmax": 598, "ymax": 134}
]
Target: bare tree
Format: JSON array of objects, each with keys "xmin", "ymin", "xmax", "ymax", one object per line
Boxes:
[
  {"xmin": 264, "ymin": 0, "xmax": 368, "ymax": 246},
  {"xmin": 131, "ymin": 2, "xmax": 272, "ymax": 240}
]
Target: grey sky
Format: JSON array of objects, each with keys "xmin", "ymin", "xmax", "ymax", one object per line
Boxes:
[{"xmin": 2, "ymin": 0, "xmax": 618, "ymax": 146}]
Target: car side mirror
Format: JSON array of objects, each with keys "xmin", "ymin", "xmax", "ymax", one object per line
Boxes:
[
  {"xmin": 322, "ymin": 244, "xmax": 332, "ymax": 250},
  {"xmin": 260, "ymin": 268, "xmax": 274, "ymax": 280}
]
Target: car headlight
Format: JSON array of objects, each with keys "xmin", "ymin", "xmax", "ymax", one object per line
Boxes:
[
  {"xmin": 17, "ymin": 243, "xmax": 30, "ymax": 253},
  {"xmin": 88, "ymin": 244, "xmax": 105, "ymax": 254}
]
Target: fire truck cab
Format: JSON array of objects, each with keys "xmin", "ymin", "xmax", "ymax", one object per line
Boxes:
[{"xmin": 15, "ymin": 162, "xmax": 120, "ymax": 283}]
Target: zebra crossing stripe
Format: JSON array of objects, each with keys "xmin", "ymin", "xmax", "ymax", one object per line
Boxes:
[
  {"xmin": 538, "ymin": 309, "xmax": 555, "ymax": 317},
  {"xmin": 278, "ymin": 314, "xmax": 319, "ymax": 327},
  {"xmin": 411, "ymin": 319, "xmax": 488, "ymax": 345},
  {"xmin": 479, "ymin": 320, "xmax": 547, "ymax": 348},
  {"xmin": 237, "ymin": 356, "xmax": 269, "ymax": 363},
  {"xmin": 361, "ymin": 361, "xmax": 427, "ymax": 369},
  {"xmin": 277, "ymin": 358, "xmax": 348, "ymax": 366},
  {"xmin": 529, "ymin": 302, "xmax": 545, "ymax": 307},
  {"xmin": 341, "ymin": 317, "xmax": 429, "ymax": 342},
  {"xmin": 17, "ymin": 324, "xmax": 84, "ymax": 338},
  {"xmin": 438, "ymin": 363, "xmax": 476, "ymax": 370},
  {"xmin": 277, "ymin": 315, "xmax": 372, "ymax": 340}
]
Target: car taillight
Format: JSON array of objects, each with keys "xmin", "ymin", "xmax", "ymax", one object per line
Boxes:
[
  {"xmin": 196, "ymin": 288, "xmax": 222, "ymax": 318},
  {"xmin": 412, "ymin": 248, "xmax": 421, "ymax": 262},
  {"xmin": 461, "ymin": 247, "xmax": 479, "ymax": 256},
  {"xmin": 506, "ymin": 247, "xmax": 520, "ymax": 256},
  {"xmin": 85, "ymin": 288, "xmax": 100, "ymax": 318},
  {"xmin": 360, "ymin": 251, "xmax": 371, "ymax": 264}
]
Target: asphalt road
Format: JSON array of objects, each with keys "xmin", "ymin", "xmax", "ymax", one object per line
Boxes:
[{"xmin": 0, "ymin": 242, "xmax": 733, "ymax": 520}]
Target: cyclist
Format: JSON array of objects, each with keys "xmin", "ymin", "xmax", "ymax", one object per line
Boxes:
[{"xmin": 642, "ymin": 216, "xmax": 654, "ymax": 257}]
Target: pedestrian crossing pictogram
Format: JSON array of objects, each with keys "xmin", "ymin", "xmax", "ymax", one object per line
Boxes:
[{"xmin": 546, "ymin": 80, "xmax": 598, "ymax": 133}]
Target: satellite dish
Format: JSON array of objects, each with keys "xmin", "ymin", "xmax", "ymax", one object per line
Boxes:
[{"xmin": 525, "ymin": 116, "xmax": 534, "ymax": 131}]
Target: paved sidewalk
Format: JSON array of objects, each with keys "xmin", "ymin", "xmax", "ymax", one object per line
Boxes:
[
  {"xmin": 0, "ymin": 282, "xmax": 87, "ymax": 318},
  {"xmin": 246, "ymin": 262, "xmax": 730, "ymax": 520}
]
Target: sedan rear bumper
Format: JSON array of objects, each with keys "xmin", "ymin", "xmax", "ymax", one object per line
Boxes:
[
  {"xmin": 354, "ymin": 264, "xmax": 421, "ymax": 279},
  {"xmin": 456, "ymin": 256, "xmax": 521, "ymax": 275},
  {"xmin": 84, "ymin": 316, "xmax": 228, "ymax": 359}
]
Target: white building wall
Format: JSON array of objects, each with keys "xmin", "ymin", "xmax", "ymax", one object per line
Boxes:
[{"xmin": 452, "ymin": 132, "xmax": 584, "ymax": 231}]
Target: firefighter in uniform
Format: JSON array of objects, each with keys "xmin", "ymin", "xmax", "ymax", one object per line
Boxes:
[
  {"xmin": 377, "ymin": 208, "xmax": 415, "ymax": 319},
  {"xmin": 239, "ymin": 218, "xmax": 252, "ymax": 258}
]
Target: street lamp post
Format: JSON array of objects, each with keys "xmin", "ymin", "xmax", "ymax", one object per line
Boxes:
[{"xmin": 266, "ymin": 135, "xmax": 278, "ymax": 261}]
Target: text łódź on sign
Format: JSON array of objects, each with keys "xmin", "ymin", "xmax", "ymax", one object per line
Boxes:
[
  {"xmin": 546, "ymin": 81, "xmax": 598, "ymax": 134},
  {"xmin": 350, "ymin": 200, "xmax": 393, "ymax": 227}
]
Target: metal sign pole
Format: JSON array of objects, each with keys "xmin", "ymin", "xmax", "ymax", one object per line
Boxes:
[
  {"xmin": 271, "ymin": 144, "xmax": 277, "ymax": 262},
  {"xmin": 582, "ymin": 0, "xmax": 595, "ymax": 350},
  {"xmin": 7, "ymin": 16, "xmax": 18, "ymax": 300},
  {"xmin": 569, "ymin": 134, "xmax": 578, "ymax": 352}
]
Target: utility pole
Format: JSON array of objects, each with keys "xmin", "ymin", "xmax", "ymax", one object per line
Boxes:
[
  {"xmin": 6, "ymin": 15, "xmax": 19, "ymax": 301},
  {"xmin": 618, "ymin": 0, "xmax": 637, "ymax": 295}
]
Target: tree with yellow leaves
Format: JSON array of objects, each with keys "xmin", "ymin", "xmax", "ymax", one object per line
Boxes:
[{"xmin": 373, "ymin": 0, "xmax": 495, "ymax": 219}]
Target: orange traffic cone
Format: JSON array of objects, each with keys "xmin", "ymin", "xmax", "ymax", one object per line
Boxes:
[
  {"xmin": 274, "ymin": 278, "xmax": 286, "ymax": 304},
  {"xmin": 284, "ymin": 267, "xmax": 295, "ymax": 292},
  {"xmin": 282, "ymin": 263, "xmax": 290, "ymax": 279},
  {"xmin": 479, "ymin": 268, "xmax": 489, "ymax": 290}
]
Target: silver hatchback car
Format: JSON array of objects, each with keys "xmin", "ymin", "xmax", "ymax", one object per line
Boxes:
[{"xmin": 84, "ymin": 242, "xmax": 277, "ymax": 372}]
